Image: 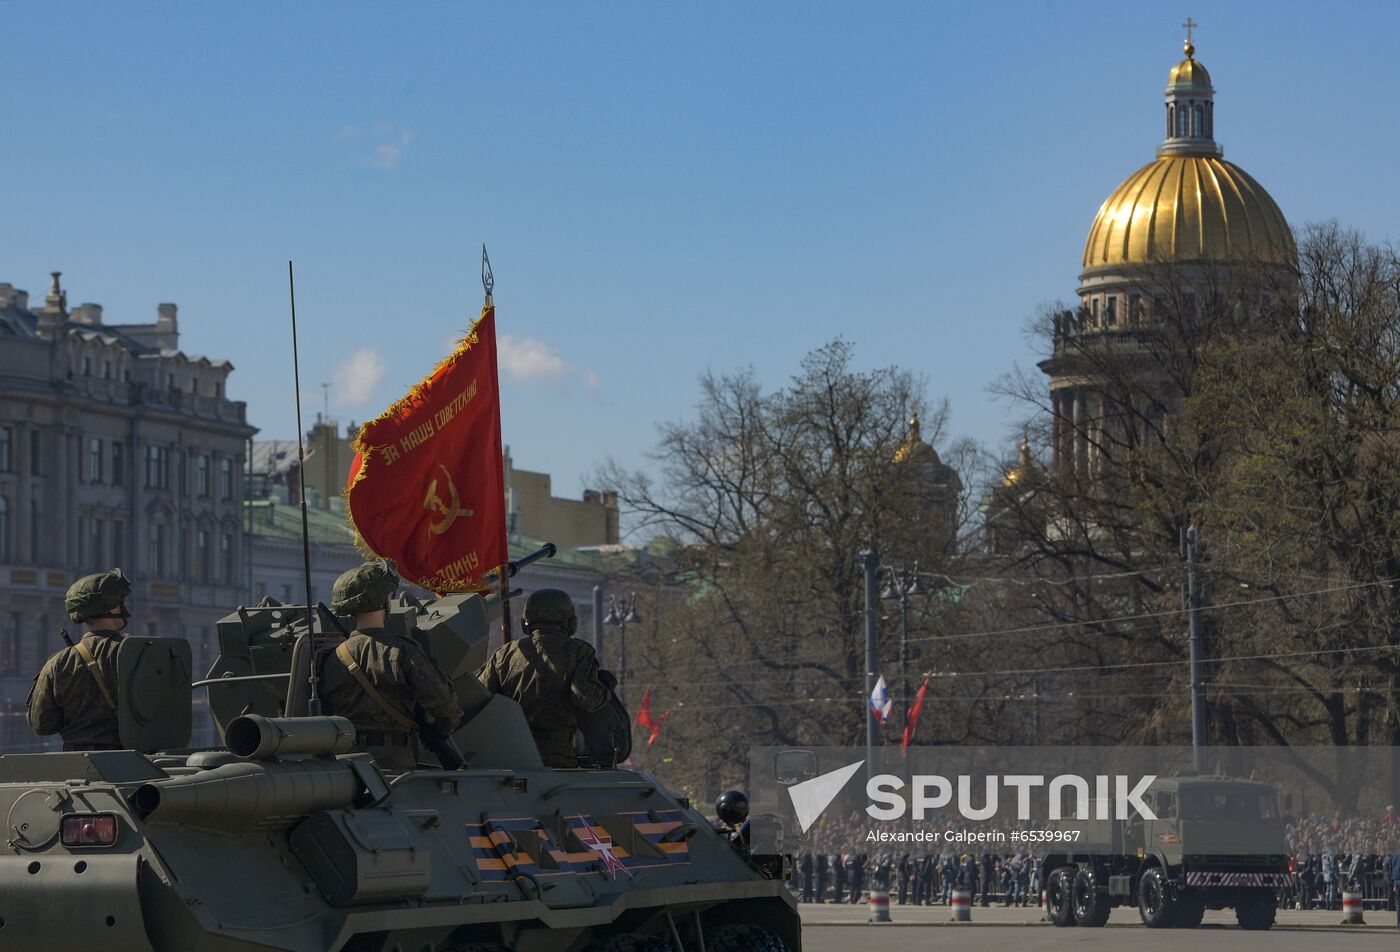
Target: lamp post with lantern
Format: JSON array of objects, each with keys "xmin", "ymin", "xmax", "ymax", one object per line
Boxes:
[{"xmin": 603, "ymin": 592, "xmax": 642, "ymax": 710}]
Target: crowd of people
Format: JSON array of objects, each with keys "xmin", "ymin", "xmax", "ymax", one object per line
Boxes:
[
  {"xmin": 793, "ymin": 847, "xmax": 1040, "ymax": 907},
  {"xmin": 1284, "ymin": 809, "xmax": 1400, "ymax": 909}
]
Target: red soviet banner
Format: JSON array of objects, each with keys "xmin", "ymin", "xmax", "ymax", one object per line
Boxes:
[{"xmin": 346, "ymin": 306, "xmax": 508, "ymax": 592}]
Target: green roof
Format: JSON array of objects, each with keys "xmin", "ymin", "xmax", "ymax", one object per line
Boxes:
[{"xmin": 244, "ymin": 500, "xmax": 357, "ymax": 546}]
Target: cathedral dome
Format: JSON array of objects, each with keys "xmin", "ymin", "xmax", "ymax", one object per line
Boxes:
[
  {"xmin": 1081, "ymin": 38, "xmax": 1293, "ymax": 273},
  {"xmin": 1167, "ymin": 45, "xmax": 1212, "ymax": 88},
  {"xmin": 1082, "ymin": 155, "xmax": 1294, "ymax": 270}
]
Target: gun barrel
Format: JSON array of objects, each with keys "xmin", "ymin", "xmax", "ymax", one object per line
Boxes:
[
  {"xmin": 132, "ymin": 759, "xmax": 361, "ymax": 834},
  {"xmin": 226, "ymin": 714, "xmax": 356, "ymax": 761},
  {"xmin": 484, "ymin": 543, "xmax": 557, "ymax": 584}
]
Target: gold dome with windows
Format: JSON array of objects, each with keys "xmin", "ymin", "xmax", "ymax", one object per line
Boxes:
[{"xmin": 1081, "ymin": 40, "xmax": 1294, "ymax": 273}]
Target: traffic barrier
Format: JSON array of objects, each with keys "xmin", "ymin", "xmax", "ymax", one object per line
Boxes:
[
  {"xmin": 1040, "ymin": 889, "xmax": 1048, "ymax": 921},
  {"xmin": 949, "ymin": 888, "xmax": 972, "ymax": 921},
  {"xmin": 868, "ymin": 888, "xmax": 891, "ymax": 922},
  {"xmin": 1341, "ymin": 890, "xmax": 1366, "ymax": 925}
]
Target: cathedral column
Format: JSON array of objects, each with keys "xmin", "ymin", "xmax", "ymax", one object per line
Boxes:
[{"xmin": 1074, "ymin": 391, "xmax": 1089, "ymax": 479}]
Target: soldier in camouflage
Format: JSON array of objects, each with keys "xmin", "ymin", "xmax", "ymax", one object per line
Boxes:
[
  {"xmin": 27, "ymin": 570, "xmax": 133, "ymax": 751},
  {"xmin": 320, "ymin": 561, "xmax": 463, "ymax": 771},
  {"xmin": 478, "ymin": 589, "xmax": 609, "ymax": 768}
]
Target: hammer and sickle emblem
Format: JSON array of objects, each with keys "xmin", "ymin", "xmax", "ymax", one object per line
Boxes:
[{"xmin": 423, "ymin": 465, "xmax": 474, "ymax": 535}]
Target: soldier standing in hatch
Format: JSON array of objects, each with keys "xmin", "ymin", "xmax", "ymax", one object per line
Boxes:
[
  {"xmin": 320, "ymin": 561, "xmax": 463, "ymax": 771},
  {"xmin": 478, "ymin": 589, "xmax": 609, "ymax": 769},
  {"xmin": 27, "ymin": 570, "xmax": 132, "ymax": 751}
]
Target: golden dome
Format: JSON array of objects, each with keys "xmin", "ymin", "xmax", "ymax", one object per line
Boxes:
[
  {"xmin": 1083, "ymin": 155, "xmax": 1294, "ymax": 271},
  {"xmin": 893, "ymin": 414, "xmax": 940, "ymax": 465},
  {"xmin": 1167, "ymin": 44, "xmax": 1212, "ymax": 87},
  {"xmin": 1002, "ymin": 432, "xmax": 1033, "ymax": 487}
]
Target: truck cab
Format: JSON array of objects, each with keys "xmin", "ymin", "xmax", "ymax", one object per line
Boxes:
[{"xmin": 1042, "ymin": 776, "xmax": 1289, "ymax": 930}]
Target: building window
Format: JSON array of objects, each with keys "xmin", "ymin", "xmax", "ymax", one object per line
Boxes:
[
  {"xmin": 82, "ymin": 356, "xmax": 92, "ymax": 376},
  {"xmin": 220, "ymin": 458, "xmax": 234, "ymax": 500},
  {"xmin": 1106, "ymin": 295, "xmax": 1118, "ymax": 325},
  {"xmin": 144, "ymin": 445, "xmax": 170, "ymax": 489},
  {"xmin": 196, "ymin": 455, "xmax": 211, "ymax": 497},
  {"xmin": 102, "ymin": 360, "xmax": 112, "ymax": 380},
  {"xmin": 1192, "ymin": 105, "xmax": 1203, "ymax": 137},
  {"xmin": 29, "ymin": 500, "xmax": 39, "ymax": 563},
  {"xmin": 1177, "ymin": 104, "xmax": 1189, "ymax": 137},
  {"xmin": 191, "ymin": 377, "xmax": 199, "ymax": 394},
  {"xmin": 0, "ymin": 612, "xmax": 17, "ymax": 674},
  {"xmin": 111, "ymin": 441, "xmax": 125, "ymax": 486},
  {"xmin": 29, "ymin": 430, "xmax": 40, "ymax": 476},
  {"xmin": 166, "ymin": 373, "xmax": 175, "ymax": 391},
  {"xmin": 149, "ymin": 522, "xmax": 167, "ymax": 576},
  {"xmin": 197, "ymin": 529, "xmax": 211, "ymax": 581},
  {"xmin": 91, "ymin": 518, "xmax": 105, "ymax": 566},
  {"xmin": 113, "ymin": 520, "xmax": 125, "ymax": 567},
  {"xmin": 0, "ymin": 497, "xmax": 9, "ymax": 562},
  {"xmin": 88, "ymin": 437, "xmax": 103, "ymax": 483},
  {"xmin": 214, "ymin": 381, "xmax": 223, "ymax": 398},
  {"xmin": 0, "ymin": 427, "xmax": 11, "ymax": 472},
  {"xmin": 222, "ymin": 532, "xmax": 235, "ymax": 585},
  {"xmin": 1129, "ymin": 293, "xmax": 1143, "ymax": 323}
]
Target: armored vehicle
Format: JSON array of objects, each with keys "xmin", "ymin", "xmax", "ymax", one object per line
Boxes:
[
  {"xmin": 1042, "ymin": 775, "xmax": 1288, "ymax": 930},
  {"xmin": 0, "ymin": 579, "xmax": 797, "ymax": 951}
]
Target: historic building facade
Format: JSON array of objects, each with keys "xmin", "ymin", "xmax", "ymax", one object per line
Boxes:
[
  {"xmin": 0, "ymin": 273, "xmax": 255, "ymax": 747},
  {"xmin": 1039, "ymin": 37, "xmax": 1295, "ymax": 477}
]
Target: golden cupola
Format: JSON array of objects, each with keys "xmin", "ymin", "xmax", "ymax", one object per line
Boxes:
[{"xmin": 1081, "ymin": 37, "xmax": 1294, "ymax": 273}]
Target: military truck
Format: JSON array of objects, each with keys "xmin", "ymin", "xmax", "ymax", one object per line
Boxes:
[
  {"xmin": 0, "ymin": 583, "xmax": 798, "ymax": 951},
  {"xmin": 1041, "ymin": 775, "xmax": 1289, "ymax": 930}
]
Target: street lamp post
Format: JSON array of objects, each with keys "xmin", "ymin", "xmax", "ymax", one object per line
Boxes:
[
  {"xmin": 858, "ymin": 550, "xmax": 880, "ymax": 786},
  {"xmin": 603, "ymin": 592, "xmax": 642, "ymax": 710},
  {"xmin": 881, "ymin": 563, "xmax": 930, "ymax": 734}
]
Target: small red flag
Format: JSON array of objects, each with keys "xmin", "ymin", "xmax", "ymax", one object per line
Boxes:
[
  {"xmin": 346, "ymin": 306, "xmax": 508, "ymax": 592},
  {"xmin": 636, "ymin": 689, "xmax": 672, "ymax": 746},
  {"xmin": 901, "ymin": 679, "xmax": 929, "ymax": 754}
]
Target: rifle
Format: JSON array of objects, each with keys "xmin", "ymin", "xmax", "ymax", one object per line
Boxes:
[
  {"xmin": 319, "ymin": 606, "xmax": 465, "ymax": 770},
  {"xmin": 59, "ymin": 628, "xmax": 75, "ymax": 648}
]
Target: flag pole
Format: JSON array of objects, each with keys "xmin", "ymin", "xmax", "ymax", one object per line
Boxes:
[{"xmin": 483, "ymin": 244, "xmax": 511, "ymax": 646}]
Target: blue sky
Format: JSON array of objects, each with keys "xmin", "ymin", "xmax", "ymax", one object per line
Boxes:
[{"xmin": 4, "ymin": 2, "xmax": 1397, "ymax": 511}]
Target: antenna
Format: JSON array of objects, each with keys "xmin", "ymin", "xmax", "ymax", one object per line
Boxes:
[
  {"xmin": 483, "ymin": 243, "xmax": 509, "ymax": 645},
  {"xmin": 288, "ymin": 261, "xmax": 321, "ymax": 716}
]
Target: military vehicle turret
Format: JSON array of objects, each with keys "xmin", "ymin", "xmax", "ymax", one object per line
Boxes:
[
  {"xmin": 0, "ymin": 566, "xmax": 797, "ymax": 951},
  {"xmin": 1042, "ymin": 775, "xmax": 1289, "ymax": 930}
]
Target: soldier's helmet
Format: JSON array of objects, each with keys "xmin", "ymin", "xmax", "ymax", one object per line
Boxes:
[
  {"xmin": 331, "ymin": 561, "xmax": 400, "ymax": 616},
  {"xmin": 521, "ymin": 589, "xmax": 577, "ymax": 634},
  {"xmin": 65, "ymin": 569, "xmax": 133, "ymax": 622}
]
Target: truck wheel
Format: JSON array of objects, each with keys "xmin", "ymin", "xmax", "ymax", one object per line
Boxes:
[
  {"xmin": 1174, "ymin": 896, "xmax": 1205, "ymax": 928},
  {"xmin": 1138, "ymin": 867, "xmax": 1178, "ymax": 928},
  {"xmin": 707, "ymin": 924, "xmax": 789, "ymax": 951},
  {"xmin": 1046, "ymin": 867, "xmax": 1077, "ymax": 927},
  {"xmin": 1235, "ymin": 893, "xmax": 1276, "ymax": 931},
  {"xmin": 1071, "ymin": 868, "xmax": 1111, "ymax": 927}
]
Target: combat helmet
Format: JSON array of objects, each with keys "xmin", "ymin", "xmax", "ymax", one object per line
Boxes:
[
  {"xmin": 521, "ymin": 589, "xmax": 577, "ymax": 635},
  {"xmin": 331, "ymin": 561, "xmax": 400, "ymax": 616},
  {"xmin": 65, "ymin": 569, "xmax": 133, "ymax": 623}
]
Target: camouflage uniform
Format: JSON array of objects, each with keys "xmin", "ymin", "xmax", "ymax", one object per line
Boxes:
[
  {"xmin": 26, "ymin": 571, "xmax": 132, "ymax": 751},
  {"xmin": 478, "ymin": 589, "xmax": 609, "ymax": 768},
  {"xmin": 320, "ymin": 562, "xmax": 463, "ymax": 771}
]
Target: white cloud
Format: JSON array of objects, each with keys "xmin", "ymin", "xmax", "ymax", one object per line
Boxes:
[
  {"xmin": 332, "ymin": 348, "xmax": 387, "ymax": 405},
  {"xmin": 369, "ymin": 131, "xmax": 413, "ymax": 171},
  {"xmin": 336, "ymin": 123, "xmax": 413, "ymax": 170},
  {"xmin": 499, "ymin": 334, "xmax": 600, "ymax": 395}
]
